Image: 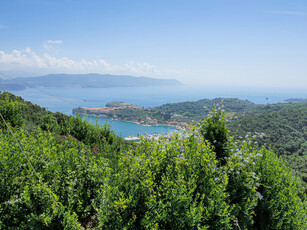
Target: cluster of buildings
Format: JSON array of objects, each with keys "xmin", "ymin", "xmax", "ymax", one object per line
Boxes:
[{"xmin": 124, "ymin": 130, "xmax": 191, "ymax": 142}]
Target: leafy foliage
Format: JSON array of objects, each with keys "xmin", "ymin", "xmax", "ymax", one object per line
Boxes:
[
  {"xmin": 0, "ymin": 126, "xmax": 107, "ymax": 229},
  {"xmin": 0, "ymin": 92, "xmax": 306, "ymax": 229},
  {"xmin": 253, "ymin": 147, "xmax": 307, "ymax": 229},
  {"xmin": 228, "ymin": 107, "xmax": 307, "ymax": 157},
  {"xmin": 95, "ymin": 134, "xmax": 230, "ymax": 229},
  {"xmin": 200, "ymin": 104, "xmax": 230, "ymax": 163},
  {"xmin": 0, "ymin": 91, "xmax": 133, "ymax": 155}
]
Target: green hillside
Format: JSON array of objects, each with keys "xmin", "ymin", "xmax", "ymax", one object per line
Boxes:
[
  {"xmin": 228, "ymin": 107, "xmax": 307, "ymax": 189},
  {"xmin": 74, "ymin": 98, "xmax": 307, "ymax": 127},
  {"xmin": 228, "ymin": 107, "xmax": 307, "ymax": 157},
  {"xmin": 153, "ymin": 98, "xmax": 307, "ymax": 121},
  {"xmin": 0, "ymin": 92, "xmax": 306, "ymax": 229}
]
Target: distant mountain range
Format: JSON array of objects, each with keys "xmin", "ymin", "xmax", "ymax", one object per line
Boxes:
[
  {"xmin": 284, "ymin": 98, "xmax": 307, "ymax": 103},
  {"xmin": 0, "ymin": 73, "xmax": 182, "ymax": 90}
]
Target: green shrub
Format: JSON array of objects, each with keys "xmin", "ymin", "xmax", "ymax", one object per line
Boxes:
[
  {"xmin": 200, "ymin": 104, "xmax": 230, "ymax": 164},
  {"xmin": 0, "ymin": 94, "xmax": 24, "ymax": 128},
  {"xmin": 95, "ymin": 133, "xmax": 230, "ymax": 229}
]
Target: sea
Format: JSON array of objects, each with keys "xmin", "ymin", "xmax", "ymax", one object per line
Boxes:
[{"xmin": 9, "ymin": 85, "xmax": 307, "ymax": 138}]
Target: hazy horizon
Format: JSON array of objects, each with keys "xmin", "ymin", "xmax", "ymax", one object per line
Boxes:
[{"xmin": 1, "ymin": 0, "xmax": 307, "ymax": 89}]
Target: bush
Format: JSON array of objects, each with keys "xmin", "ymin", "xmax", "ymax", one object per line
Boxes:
[
  {"xmin": 0, "ymin": 94, "xmax": 24, "ymax": 128},
  {"xmin": 95, "ymin": 133, "xmax": 230, "ymax": 229},
  {"xmin": 200, "ymin": 104, "xmax": 230, "ymax": 164}
]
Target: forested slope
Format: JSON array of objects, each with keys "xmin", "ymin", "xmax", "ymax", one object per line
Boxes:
[
  {"xmin": 0, "ymin": 91, "xmax": 132, "ymax": 153},
  {"xmin": 228, "ymin": 107, "xmax": 307, "ymax": 189},
  {"xmin": 153, "ymin": 97, "xmax": 307, "ymax": 121},
  {"xmin": 228, "ymin": 107, "xmax": 307, "ymax": 157}
]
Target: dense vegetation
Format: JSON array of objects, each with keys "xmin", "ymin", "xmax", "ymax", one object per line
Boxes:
[
  {"xmin": 154, "ymin": 98, "xmax": 307, "ymax": 121},
  {"xmin": 0, "ymin": 91, "xmax": 132, "ymax": 153},
  {"xmin": 154, "ymin": 98, "xmax": 257, "ymax": 122},
  {"xmin": 74, "ymin": 98, "xmax": 260, "ymax": 125},
  {"xmin": 75, "ymin": 98, "xmax": 307, "ymax": 126},
  {"xmin": 105, "ymin": 101, "xmax": 141, "ymax": 108},
  {"xmin": 1, "ymin": 92, "xmax": 306, "ymax": 229},
  {"xmin": 228, "ymin": 107, "xmax": 307, "ymax": 157},
  {"xmin": 228, "ymin": 107, "xmax": 307, "ymax": 190}
]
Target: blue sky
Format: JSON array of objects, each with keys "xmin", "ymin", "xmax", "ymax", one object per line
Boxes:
[{"xmin": 0, "ymin": 0, "xmax": 306, "ymax": 88}]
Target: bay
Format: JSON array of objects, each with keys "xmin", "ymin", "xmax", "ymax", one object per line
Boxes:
[{"xmin": 9, "ymin": 85, "xmax": 307, "ymax": 137}]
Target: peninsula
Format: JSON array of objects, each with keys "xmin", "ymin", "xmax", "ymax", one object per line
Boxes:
[
  {"xmin": 73, "ymin": 98, "xmax": 307, "ymax": 130},
  {"xmin": 73, "ymin": 101, "xmax": 189, "ymax": 130},
  {"xmin": 0, "ymin": 73, "xmax": 182, "ymax": 91}
]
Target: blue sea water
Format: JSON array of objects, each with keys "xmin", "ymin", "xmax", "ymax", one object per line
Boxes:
[{"xmin": 10, "ymin": 85, "xmax": 307, "ymax": 137}]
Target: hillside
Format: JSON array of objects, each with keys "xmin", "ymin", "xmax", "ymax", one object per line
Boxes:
[
  {"xmin": 228, "ymin": 107, "xmax": 307, "ymax": 189},
  {"xmin": 153, "ymin": 98, "xmax": 307, "ymax": 120},
  {"xmin": 228, "ymin": 107, "xmax": 307, "ymax": 157},
  {"xmin": 73, "ymin": 98, "xmax": 307, "ymax": 128},
  {"xmin": 73, "ymin": 98, "xmax": 258, "ymax": 129},
  {"xmin": 0, "ymin": 91, "xmax": 133, "ymax": 152},
  {"xmin": 0, "ymin": 73, "xmax": 182, "ymax": 90},
  {"xmin": 0, "ymin": 92, "xmax": 306, "ymax": 229}
]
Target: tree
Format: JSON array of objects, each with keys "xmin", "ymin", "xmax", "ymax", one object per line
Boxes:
[{"xmin": 200, "ymin": 104, "xmax": 230, "ymax": 164}]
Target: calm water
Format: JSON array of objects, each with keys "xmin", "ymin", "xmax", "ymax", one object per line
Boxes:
[{"xmin": 10, "ymin": 85, "xmax": 307, "ymax": 137}]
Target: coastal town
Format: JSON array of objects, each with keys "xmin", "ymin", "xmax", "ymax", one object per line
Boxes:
[{"xmin": 124, "ymin": 130, "xmax": 191, "ymax": 142}]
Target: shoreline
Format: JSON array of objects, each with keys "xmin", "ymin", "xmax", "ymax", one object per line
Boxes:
[{"xmin": 75, "ymin": 112, "xmax": 181, "ymax": 129}]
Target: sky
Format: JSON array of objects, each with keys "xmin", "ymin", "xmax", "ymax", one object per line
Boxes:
[{"xmin": 0, "ymin": 0, "xmax": 306, "ymax": 88}]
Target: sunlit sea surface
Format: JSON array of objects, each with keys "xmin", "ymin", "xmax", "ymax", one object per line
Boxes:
[{"xmin": 10, "ymin": 85, "xmax": 307, "ymax": 137}]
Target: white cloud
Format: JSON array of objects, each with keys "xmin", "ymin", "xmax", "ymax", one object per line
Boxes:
[
  {"xmin": 0, "ymin": 48, "xmax": 48, "ymax": 68},
  {"xmin": 0, "ymin": 48, "xmax": 163, "ymax": 76},
  {"xmin": 46, "ymin": 40, "xmax": 63, "ymax": 45},
  {"xmin": 44, "ymin": 40, "xmax": 63, "ymax": 53},
  {"xmin": 123, "ymin": 61, "xmax": 160, "ymax": 75}
]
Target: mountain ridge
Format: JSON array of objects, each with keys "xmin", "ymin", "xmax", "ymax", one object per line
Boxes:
[{"xmin": 0, "ymin": 73, "xmax": 182, "ymax": 90}]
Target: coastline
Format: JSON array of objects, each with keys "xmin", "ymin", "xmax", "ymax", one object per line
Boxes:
[{"xmin": 76, "ymin": 113, "xmax": 181, "ymax": 129}]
